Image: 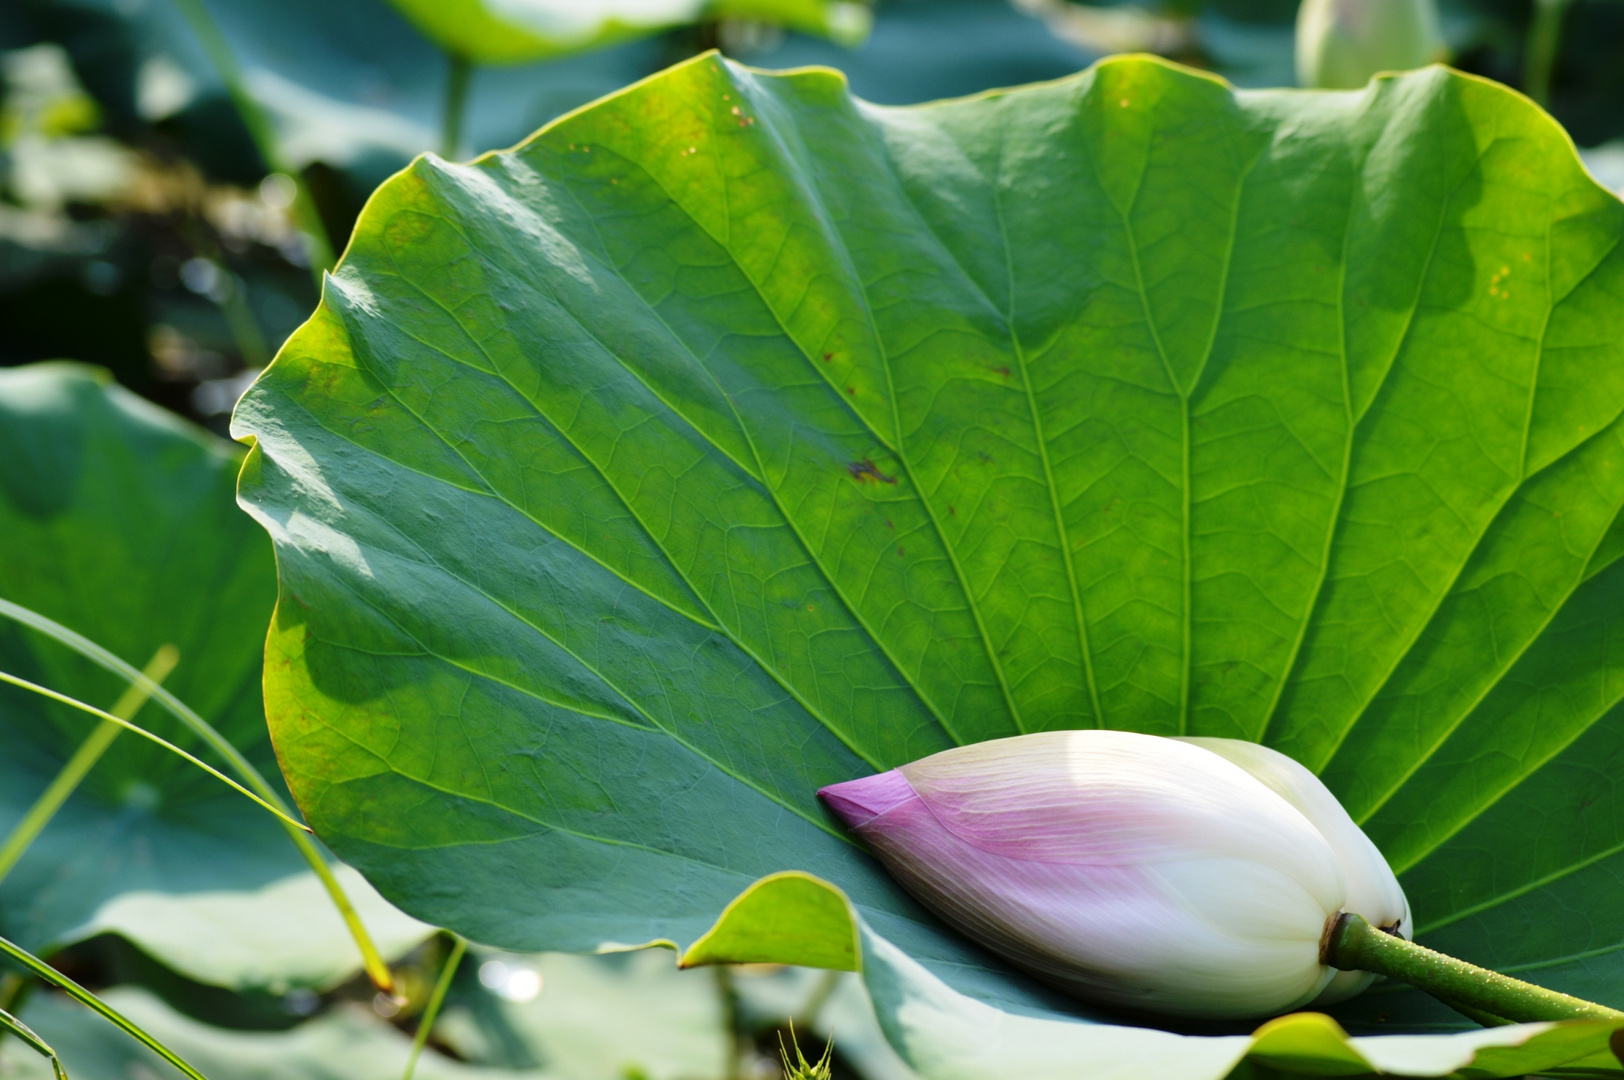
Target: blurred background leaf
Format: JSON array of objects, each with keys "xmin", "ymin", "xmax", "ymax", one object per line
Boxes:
[{"xmin": 5, "ymin": 0, "xmax": 1622, "ymax": 446}]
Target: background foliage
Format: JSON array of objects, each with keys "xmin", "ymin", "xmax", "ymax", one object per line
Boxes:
[{"xmin": 4, "ymin": 1, "xmax": 1624, "ymax": 1078}]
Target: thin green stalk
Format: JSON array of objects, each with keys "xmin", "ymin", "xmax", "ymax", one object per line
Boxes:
[
  {"xmin": 797, "ymin": 969, "xmax": 841, "ymax": 1028},
  {"xmin": 440, "ymin": 53, "xmax": 473, "ymax": 161},
  {"xmin": 0, "ymin": 598, "xmax": 397, "ymax": 993},
  {"xmin": 402, "ymin": 935, "xmax": 466, "ymax": 1080},
  {"xmin": 0, "ymin": 934, "xmax": 207, "ymax": 1080},
  {"xmin": 167, "ymin": 0, "xmax": 336, "ymax": 278},
  {"xmin": 1325, "ymin": 913, "xmax": 1624, "ymax": 1024},
  {"xmin": 1523, "ymin": 0, "xmax": 1575, "ymax": 107},
  {"xmin": 219, "ymin": 276, "xmax": 272, "ymax": 370},
  {"xmin": 0, "ymin": 972, "xmax": 36, "ymax": 1053},
  {"xmin": 0, "ymin": 668, "xmax": 309, "ymax": 835},
  {"xmin": 716, "ymin": 966, "xmax": 743, "ymax": 1080},
  {"xmin": 0, "ymin": 645, "xmax": 179, "ymax": 885},
  {"xmin": 0, "ymin": 1006, "xmax": 66, "ymax": 1080}
]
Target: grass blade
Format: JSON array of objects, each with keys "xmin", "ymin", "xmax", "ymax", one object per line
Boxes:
[
  {"xmin": 0, "ymin": 1005, "xmax": 57, "ymax": 1061},
  {"xmin": 0, "ymin": 669, "xmax": 310, "ymax": 834},
  {"xmin": 0, "ymin": 645, "xmax": 179, "ymax": 884},
  {"xmin": 0, "ymin": 597, "xmax": 397, "ymax": 992},
  {"xmin": 402, "ymin": 935, "xmax": 466, "ymax": 1080},
  {"xmin": 0, "ymin": 935, "xmax": 205, "ymax": 1080}
]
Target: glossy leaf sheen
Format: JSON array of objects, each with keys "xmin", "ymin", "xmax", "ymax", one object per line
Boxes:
[{"xmin": 234, "ymin": 55, "xmax": 1624, "ymax": 1077}]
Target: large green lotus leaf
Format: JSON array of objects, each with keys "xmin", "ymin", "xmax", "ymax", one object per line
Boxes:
[
  {"xmin": 0, "ymin": 363, "xmax": 427, "ymax": 992},
  {"xmin": 385, "ymin": 0, "xmax": 869, "ymax": 65},
  {"xmin": 232, "ymin": 53, "xmax": 1624, "ymax": 1077}
]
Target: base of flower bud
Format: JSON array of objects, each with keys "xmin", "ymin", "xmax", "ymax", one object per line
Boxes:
[{"xmin": 1323, "ymin": 912, "xmax": 1624, "ymax": 1025}]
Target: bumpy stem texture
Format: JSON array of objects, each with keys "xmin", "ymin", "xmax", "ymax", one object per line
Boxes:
[{"xmin": 1326, "ymin": 913, "xmax": 1624, "ymax": 1024}]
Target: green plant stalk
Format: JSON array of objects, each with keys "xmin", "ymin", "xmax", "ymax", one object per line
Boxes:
[
  {"xmin": 1325, "ymin": 913, "xmax": 1624, "ymax": 1024},
  {"xmin": 220, "ymin": 276, "xmax": 272, "ymax": 370},
  {"xmin": 1523, "ymin": 0, "xmax": 1575, "ymax": 107},
  {"xmin": 0, "ymin": 668, "xmax": 309, "ymax": 834},
  {"xmin": 440, "ymin": 53, "xmax": 473, "ymax": 161},
  {"xmin": 0, "ymin": 598, "xmax": 397, "ymax": 993},
  {"xmin": 0, "ymin": 645, "xmax": 179, "ymax": 885},
  {"xmin": 0, "ymin": 934, "xmax": 207, "ymax": 1080},
  {"xmin": 0, "ymin": 1005, "xmax": 66, "ymax": 1080},
  {"xmin": 797, "ymin": 968, "xmax": 841, "ymax": 1028},
  {"xmin": 402, "ymin": 934, "xmax": 466, "ymax": 1080},
  {"xmin": 167, "ymin": 0, "xmax": 336, "ymax": 279},
  {"xmin": 0, "ymin": 973, "xmax": 36, "ymax": 1054},
  {"xmin": 716, "ymin": 966, "xmax": 743, "ymax": 1080}
]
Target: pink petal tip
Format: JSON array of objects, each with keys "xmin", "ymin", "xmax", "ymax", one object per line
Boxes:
[{"xmin": 818, "ymin": 770, "xmax": 918, "ymax": 829}]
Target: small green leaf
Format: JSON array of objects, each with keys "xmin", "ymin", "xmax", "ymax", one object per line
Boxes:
[
  {"xmin": 234, "ymin": 52, "xmax": 1624, "ymax": 1078},
  {"xmin": 682, "ymin": 872, "xmax": 859, "ymax": 971}
]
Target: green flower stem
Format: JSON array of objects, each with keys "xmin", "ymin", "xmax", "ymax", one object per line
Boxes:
[
  {"xmin": 797, "ymin": 969, "xmax": 841, "ymax": 1028},
  {"xmin": 0, "ymin": 597, "xmax": 398, "ymax": 994},
  {"xmin": 402, "ymin": 934, "xmax": 466, "ymax": 1080},
  {"xmin": 0, "ymin": 644, "xmax": 178, "ymax": 885},
  {"xmin": 169, "ymin": 0, "xmax": 336, "ymax": 279},
  {"xmin": 219, "ymin": 274, "xmax": 272, "ymax": 370},
  {"xmin": 441, "ymin": 53, "xmax": 473, "ymax": 161},
  {"xmin": 0, "ymin": 934, "xmax": 207, "ymax": 1080},
  {"xmin": 716, "ymin": 966, "xmax": 743, "ymax": 1080},
  {"xmin": 1325, "ymin": 913, "xmax": 1624, "ymax": 1024},
  {"xmin": 1523, "ymin": 0, "xmax": 1574, "ymax": 107}
]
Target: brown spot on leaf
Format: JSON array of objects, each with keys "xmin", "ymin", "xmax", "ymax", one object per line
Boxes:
[
  {"xmin": 847, "ymin": 459, "xmax": 897, "ymax": 485},
  {"xmin": 994, "ymin": 366, "xmax": 1011, "ymax": 379},
  {"xmin": 897, "ymin": 547, "xmax": 906, "ymax": 557}
]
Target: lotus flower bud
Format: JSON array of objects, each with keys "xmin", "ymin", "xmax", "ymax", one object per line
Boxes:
[
  {"xmin": 1295, "ymin": 0, "xmax": 1445, "ymax": 89},
  {"xmin": 1176, "ymin": 737, "xmax": 1410, "ymax": 1005},
  {"xmin": 818, "ymin": 730, "xmax": 1409, "ymax": 1020}
]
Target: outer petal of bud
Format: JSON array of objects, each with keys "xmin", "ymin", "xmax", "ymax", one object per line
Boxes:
[
  {"xmin": 819, "ymin": 730, "xmax": 1352, "ymax": 1019},
  {"xmin": 1295, "ymin": 0, "xmax": 1445, "ymax": 89},
  {"xmin": 1177, "ymin": 737, "xmax": 1411, "ymax": 1004}
]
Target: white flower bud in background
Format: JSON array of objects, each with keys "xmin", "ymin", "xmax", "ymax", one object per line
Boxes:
[
  {"xmin": 1295, "ymin": 0, "xmax": 1445, "ymax": 89},
  {"xmin": 819, "ymin": 730, "xmax": 1409, "ymax": 1020}
]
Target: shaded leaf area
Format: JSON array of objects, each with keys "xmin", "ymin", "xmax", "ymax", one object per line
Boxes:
[
  {"xmin": 234, "ymin": 52, "xmax": 1624, "ymax": 1072},
  {"xmin": 0, "ymin": 363, "xmax": 424, "ymax": 993}
]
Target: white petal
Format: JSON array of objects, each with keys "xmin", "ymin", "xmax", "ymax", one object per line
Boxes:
[{"xmin": 1178, "ymin": 737, "xmax": 1412, "ymax": 1005}]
